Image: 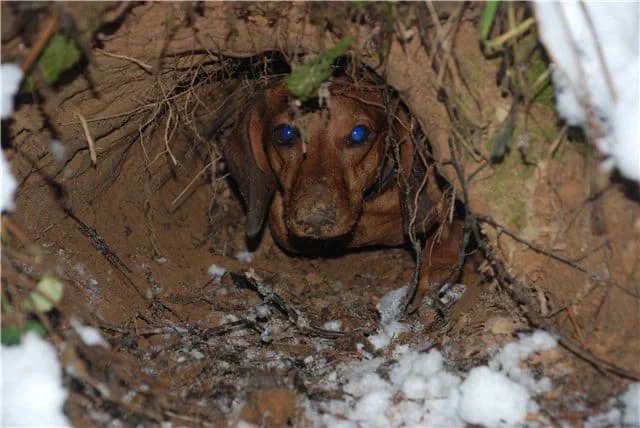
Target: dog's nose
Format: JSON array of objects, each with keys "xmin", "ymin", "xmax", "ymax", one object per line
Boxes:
[
  {"xmin": 291, "ymin": 183, "xmax": 339, "ymax": 235},
  {"xmin": 296, "ymin": 203, "xmax": 337, "ymax": 230}
]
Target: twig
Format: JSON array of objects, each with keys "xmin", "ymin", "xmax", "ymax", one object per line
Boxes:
[
  {"xmin": 230, "ymin": 270, "xmax": 344, "ymax": 339},
  {"xmin": 171, "ymin": 162, "xmax": 212, "ymax": 206},
  {"xmin": 73, "ymin": 110, "xmax": 97, "ymax": 167},
  {"xmin": 566, "ymin": 305, "xmax": 587, "ymax": 348},
  {"xmin": 1, "ymin": 216, "xmax": 34, "ymax": 247},
  {"xmin": 97, "ymin": 49, "xmax": 153, "ymax": 73},
  {"xmin": 63, "ymin": 208, "xmax": 145, "ymax": 299},
  {"xmin": 477, "ymin": 214, "xmax": 589, "ymax": 274},
  {"xmin": 163, "ymin": 105, "xmax": 178, "ymax": 166},
  {"xmin": 484, "ymin": 18, "xmax": 536, "ymax": 50},
  {"xmin": 478, "ymin": 214, "xmax": 638, "ymax": 299},
  {"xmin": 21, "ymin": 8, "xmax": 59, "ymax": 75},
  {"xmin": 547, "ymin": 126, "xmax": 567, "ymax": 159}
]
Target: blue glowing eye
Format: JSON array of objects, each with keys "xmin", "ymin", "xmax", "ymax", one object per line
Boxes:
[
  {"xmin": 349, "ymin": 125, "xmax": 370, "ymax": 145},
  {"xmin": 274, "ymin": 124, "xmax": 296, "ymax": 145}
]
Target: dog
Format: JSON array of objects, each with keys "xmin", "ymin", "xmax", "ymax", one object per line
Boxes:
[{"xmin": 222, "ymin": 73, "xmax": 464, "ymax": 305}]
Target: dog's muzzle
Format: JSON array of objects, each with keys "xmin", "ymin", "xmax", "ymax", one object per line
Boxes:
[{"xmin": 287, "ymin": 183, "xmax": 353, "ymax": 239}]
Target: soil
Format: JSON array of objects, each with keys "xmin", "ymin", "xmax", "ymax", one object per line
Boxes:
[{"xmin": 2, "ymin": 2, "xmax": 638, "ymax": 427}]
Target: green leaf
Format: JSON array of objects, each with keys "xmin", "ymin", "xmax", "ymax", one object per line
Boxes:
[
  {"xmin": 38, "ymin": 34, "xmax": 82, "ymax": 84},
  {"xmin": 22, "ymin": 34, "xmax": 82, "ymax": 93},
  {"xmin": 22, "ymin": 275, "xmax": 64, "ymax": 312},
  {"xmin": 479, "ymin": 1, "xmax": 499, "ymax": 41},
  {"xmin": 1, "ymin": 320, "xmax": 47, "ymax": 346},
  {"xmin": 284, "ymin": 36, "xmax": 354, "ymax": 102}
]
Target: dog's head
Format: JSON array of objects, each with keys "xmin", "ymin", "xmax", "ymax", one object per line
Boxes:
[{"xmin": 223, "ymin": 75, "xmax": 416, "ymax": 249}]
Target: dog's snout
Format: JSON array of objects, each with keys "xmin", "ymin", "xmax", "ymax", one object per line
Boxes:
[
  {"xmin": 296, "ymin": 203, "xmax": 336, "ymax": 228},
  {"xmin": 287, "ymin": 182, "xmax": 353, "ymax": 238}
]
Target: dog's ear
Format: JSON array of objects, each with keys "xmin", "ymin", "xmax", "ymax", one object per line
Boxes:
[
  {"xmin": 223, "ymin": 95, "xmax": 276, "ymax": 238},
  {"xmin": 393, "ymin": 112, "xmax": 440, "ymax": 237}
]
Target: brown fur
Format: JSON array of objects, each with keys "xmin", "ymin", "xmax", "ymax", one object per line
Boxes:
[{"xmin": 222, "ymin": 76, "xmax": 462, "ymax": 295}]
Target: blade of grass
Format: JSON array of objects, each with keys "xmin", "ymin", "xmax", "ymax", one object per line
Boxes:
[{"xmin": 479, "ymin": 0, "xmax": 499, "ymax": 40}]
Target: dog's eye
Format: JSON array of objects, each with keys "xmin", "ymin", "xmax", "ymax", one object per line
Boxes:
[
  {"xmin": 273, "ymin": 124, "xmax": 297, "ymax": 146},
  {"xmin": 348, "ymin": 125, "xmax": 371, "ymax": 146}
]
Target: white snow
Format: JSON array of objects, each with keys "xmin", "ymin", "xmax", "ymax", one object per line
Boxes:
[
  {"xmin": 322, "ymin": 320, "xmax": 342, "ymax": 331},
  {"xmin": 48, "ymin": 140, "xmax": 67, "ymax": 162},
  {"xmin": 1, "ymin": 63, "xmax": 23, "ymax": 120},
  {"xmin": 458, "ymin": 366, "xmax": 529, "ymax": 426},
  {"xmin": 304, "ymin": 330, "xmax": 558, "ymax": 428},
  {"xmin": 488, "ymin": 329, "xmax": 557, "ymax": 394},
  {"xmin": 70, "ymin": 318, "xmax": 108, "ymax": 347},
  {"xmin": 0, "ymin": 64, "xmax": 21, "ymax": 212},
  {"xmin": 207, "ymin": 263, "xmax": 227, "ymax": 284},
  {"xmin": 622, "ymin": 382, "xmax": 640, "ymax": 426},
  {"xmin": 235, "ymin": 251, "xmax": 255, "ymax": 263},
  {"xmin": 1, "ymin": 332, "xmax": 70, "ymax": 427},
  {"xmin": 535, "ymin": 2, "xmax": 640, "ymax": 181},
  {"xmin": 368, "ymin": 285, "xmax": 411, "ymax": 349},
  {"xmin": 0, "ymin": 148, "xmax": 17, "ymax": 212},
  {"xmin": 585, "ymin": 382, "xmax": 640, "ymax": 427}
]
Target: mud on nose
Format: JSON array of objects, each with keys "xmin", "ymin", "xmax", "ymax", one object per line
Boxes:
[{"xmin": 295, "ymin": 202, "xmax": 337, "ymax": 233}]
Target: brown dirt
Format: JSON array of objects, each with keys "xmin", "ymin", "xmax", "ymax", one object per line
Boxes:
[{"xmin": 2, "ymin": 2, "xmax": 638, "ymax": 427}]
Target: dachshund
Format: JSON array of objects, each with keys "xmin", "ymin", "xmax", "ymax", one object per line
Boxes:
[{"xmin": 221, "ymin": 74, "xmax": 464, "ymax": 305}]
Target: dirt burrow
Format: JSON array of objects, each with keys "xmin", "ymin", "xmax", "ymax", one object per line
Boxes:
[{"xmin": 2, "ymin": 2, "xmax": 638, "ymax": 426}]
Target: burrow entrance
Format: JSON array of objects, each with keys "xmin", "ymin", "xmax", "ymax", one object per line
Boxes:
[{"xmin": 2, "ymin": 3, "xmax": 638, "ymax": 426}]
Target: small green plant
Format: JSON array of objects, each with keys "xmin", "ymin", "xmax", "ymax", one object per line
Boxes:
[
  {"xmin": 1, "ymin": 275, "xmax": 64, "ymax": 345},
  {"xmin": 284, "ymin": 36, "xmax": 354, "ymax": 102},
  {"xmin": 23, "ymin": 34, "xmax": 82, "ymax": 93},
  {"xmin": 1, "ymin": 320, "xmax": 47, "ymax": 346}
]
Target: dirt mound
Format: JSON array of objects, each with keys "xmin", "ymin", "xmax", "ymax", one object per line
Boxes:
[{"xmin": 2, "ymin": 3, "xmax": 638, "ymax": 426}]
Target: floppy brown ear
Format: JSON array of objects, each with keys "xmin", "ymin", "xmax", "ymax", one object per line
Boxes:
[
  {"xmin": 393, "ymin": 112, "xmax": 439, "ymax": 237},
  {"xmin": 222, "ymin": 96, "xmax": 276, "ymax": 238}
]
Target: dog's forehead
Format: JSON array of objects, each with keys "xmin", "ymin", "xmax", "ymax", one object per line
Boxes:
[{"xmin": 264, "ymin": 79, "xmax": 385, "ymax": 121}]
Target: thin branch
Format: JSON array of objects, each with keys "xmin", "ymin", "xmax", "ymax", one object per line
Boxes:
[
  {"xmin": 97, "ymin": 49, "xmax": 153, "ymax": 74},
  {"xmin": 73, "ymin": 110, "xmax": 97, "ymax": 167}
]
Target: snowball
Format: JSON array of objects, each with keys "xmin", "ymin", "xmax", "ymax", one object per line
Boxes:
[
  {"xmin": 322, "ymin": 320, "xmax": 342, "ymax": 331},
  {"xmin": 207, "ymin": 264, "xmax": 226, "ymax": 284},
  {"xmin": 1, "ymin": 332, "xmax": 70, "ymax": 426},
  {"xmin": 489, "ymin": 330, "xmax": 557, "ymax": 394},
  {"xmin": 46, "ymin": 140, "xmax": 67, "ymax": 162},
  {"xmin": 235, "ymin": 251, "xmax": 255, "ymax": 263},
  {"xmin": 458, "ymin": 366, "xmax": 530, "ymax": 427},
  {"xmin": 368, "ymin": 320, "xmax": 409, "ymax": 350},
  {"xmin": 1, "ymin": 63, "xmax": 23, "ymax": 119},
  {"xmin": 350, "ymin": 390, "xmax": 392, "ymax": 428},
  {"xmin": 70, "ymin": 318, "xmax": 108, "ymax": 347}
]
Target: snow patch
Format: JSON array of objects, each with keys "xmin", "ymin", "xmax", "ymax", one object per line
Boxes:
[
  {"xmin": 70, "ymin": 318, "xmax": 108, "ymax": 347},
  {"xmin": 458, "ymin": 366, "xmax": 529, "ymax": 426},
  {"xmin": 235, "ymin": 251, "xmax": 255, "ymax": 263},
  {"xmin": 207, "ymin": 264, "xmax": 227, "ymax": 284},
  {"xmin": 535, "ymin": 2, "xmax": 640, "ymax": 181},
  {"xmin": 304, "ymin": 330, "xmax": 558, "ymax": 427},
  {"xmin": 622, "ymin": 382, "xmax": 640, "ymax": 426},
  {"xmin": 1, "ymin": 332, "xmax": 70, "ymax": 427},
  {"xmin": 1, "ymin": 63, "xmax": 23, "ymax": 119},
  {"xmin": 368, "ymin": 285, "xmax": 410, "ymax": 350},
  {"xmin": 322, "ymin": 320, "xmax": 342, "ymax": 331}
]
